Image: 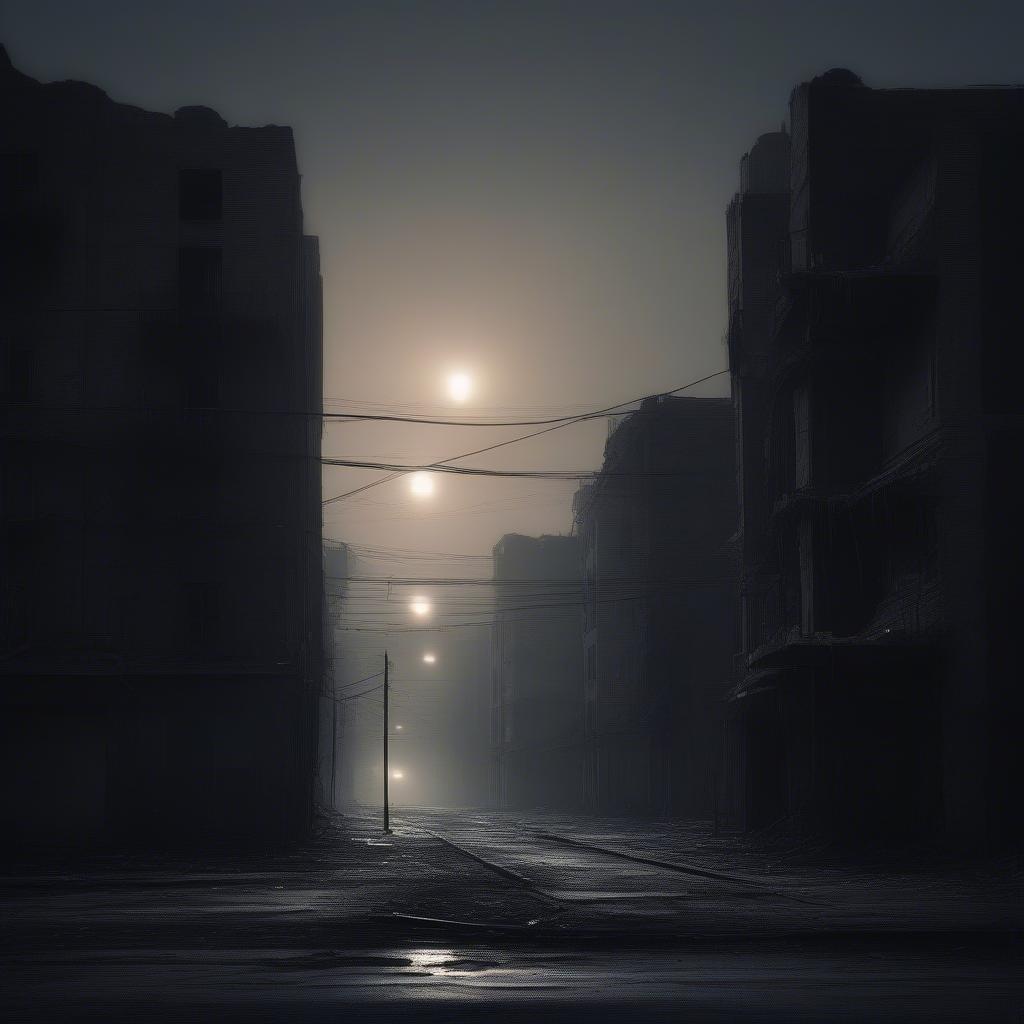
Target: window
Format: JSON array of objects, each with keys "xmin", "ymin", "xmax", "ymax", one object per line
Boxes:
[
  {"xmin": 2, "ymin": 154, "xmax": 51, "ymax": 296},
  {"xmin": 4, "ymin": 339, "xmax": 33, "ymax": 402},
  {"xmin": 0, "ymin": 153, "xmax": 39, "ymax": 204},
  {"xmin": 3, "ymin": 450, "xmax": 33, "ymax": 518},
  {"xmin": 794, "ymin": 384, "xmax": 811, "ymax": 489},
  {"xmin": 178, "ymin": 247, "xmax": 222, "ymax": 312},
  {"xmin": 183, "ymin": 319, "xmax": 221, "ymax": 409},
  {"xmin": 185, "ymin": 361, "xmax": 219, "ymax": 409},
  {"xmin": 1, "ymin": 578, "xmax": 29, "ymax": 648},
  {"xmin": 178, "ymin": 169, "xmax": 222, "ymax": 221},
  {"xmin": 185, "ymin": 581, "xmax": 220, "ymax": 654},
  {"xmin": 618, "ymin": 517, "xmax": 633, "ymax": 560}
]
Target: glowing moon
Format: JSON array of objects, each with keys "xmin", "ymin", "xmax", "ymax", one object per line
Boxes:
[{"xmin": 447, "ymin": 371, "xmax": 472, "ymax": 402}]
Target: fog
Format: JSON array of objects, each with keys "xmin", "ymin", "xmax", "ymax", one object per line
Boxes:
[
  {"xmin": 6, "ymin": 0, "xmax": 1024, "ymax": 819},
  {"xmin": 8, "ymin": 0, "xmax": 1024, "ymax": 557}
]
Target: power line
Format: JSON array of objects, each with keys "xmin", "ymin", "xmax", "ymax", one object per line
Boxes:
[
  {"xmin": 321, "ymin": 369, "xmax": 728, "ymax": 506},
  {"xmin": 333, "ymin": 669, "xmax": 385, "ymax": 693},
  {"xmin": 8, "ymin": 371, "xmax": 727, "ymax": 428},
  {"xmin": 329, "ymin": 575, "xmax": 723, "ymax": 586},
  {"xmin": 323, "ymin": 682, "xmax": 384, "ymax": 702},
  {"xmin": 321, "ymin": 377, "xmax": 727, "ymax": 427},
  {"xmin": 321, "ymin": 457, "xmax": 712, "ymax": 479}
]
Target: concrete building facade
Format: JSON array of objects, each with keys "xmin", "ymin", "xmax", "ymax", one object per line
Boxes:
[
  {"xmin": 0, "ymin": 52, "xmax": 324, "ymax": 843},
  {"xmin": 574, "ymin": 397, "xmax": 737, "ymax": 817},
  {"xmin": 318, "ymin": 541, "xmax": 349, "ymax": 812},
  {"xmin": 724, "ymin": 70, "xmax": 1024, "ymax": 846}
]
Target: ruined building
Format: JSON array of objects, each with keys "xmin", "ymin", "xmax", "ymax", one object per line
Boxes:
[
  {"xmin": 724, "ymin": 70, "xmax": 1024, "ymax": 845},
  {"xmin": 574, "ymin": 397, "xmax": 737, "ymax": 816},
  {"xmin": 491, "ymin": 533, "xmax": 585, "ymax": 809},
  {"xmin": 0, "ymin": 52, "xmax": 324, "ymax": 843}
]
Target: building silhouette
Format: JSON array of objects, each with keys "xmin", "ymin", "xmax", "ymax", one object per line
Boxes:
[
  {"xmin": 0, "ymin": 51, "xmax": 323, "ymax": 843},
  {"xmin": 491, "ymin": 533, "xmax": 585, "ymax": 809},
  {"xmin": 574, "ymin": 397, "xmax": 737, "ymax": 816},
  {"xmin": 319, "ymin": 540, "xmax": 349, "ymax": 812},
  {"xmin": 724, "ymin": 70, "xmax": 1024, "ymax": 846}
]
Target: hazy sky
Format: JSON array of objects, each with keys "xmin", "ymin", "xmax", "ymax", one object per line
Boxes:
[{"xmin": 5, "ymin": 1, "xmax": 1023, "ymax": 555}]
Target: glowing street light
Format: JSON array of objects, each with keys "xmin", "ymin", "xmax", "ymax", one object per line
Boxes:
[
  {"xmin": 395, "ymin": 724, "xmax": 404, "ymax": 731},
  {"xmin": 422, "ymin": 652, "xmax": 437, "ymax": 665},
  {"xmin": 410, "ymin": 595, "xmax": 432, "ymax": 617},
  {"xmin": 409, "ymin": 471, "xmax": 435, "ymax": 498},
  {"xmin": 447, "ymin": 371, "xmax": 473, "ymax": 403},
  {"xmin": 392, "ymin": 770, "xmax": 405, "ymax": 780}
]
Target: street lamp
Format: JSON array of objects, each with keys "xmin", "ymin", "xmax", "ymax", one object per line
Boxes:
[
  {"xmin": 422, "ymin": 652, "xmax": 437, "ymax": 664},
  {"xmin": 410, "ymin": 596, "xmax": 431, "ymax": 617}
]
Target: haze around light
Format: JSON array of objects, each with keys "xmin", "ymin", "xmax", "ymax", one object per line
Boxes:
[{"xmin": 6, "ymin": 0, "xmax": 1023, "ymax": 556}]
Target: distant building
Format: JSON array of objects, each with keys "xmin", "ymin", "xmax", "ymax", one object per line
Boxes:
[
  {"xmin": 0, "ymin": 51, "xmax": 323, "ymax": 843},
  {"xmin": 724, "ymin": 70, "xmax": 1024, "ymax": 846},
  {"xmin": 434, "ymin": 624, "xmax": 492, "ymax": 808},
  {"xmin": 574, "ymin": 397, "xmax": 737, "ymax": 817},
  {"xmin": 491, "ymin": 534, "xmax": 584, "ymax": 809},
  {"xmin": 324, "ymin": 540, "xmax": 492, "ymax": 812}
]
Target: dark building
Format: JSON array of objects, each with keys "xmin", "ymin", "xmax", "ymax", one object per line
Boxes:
[
  {"xmin": 724, "ymin": 70, "xmax": 1024, "ymax": 846},
  {"xmin": 574, "ymin": 397, "xmax": 737, "ymax": 816},
  {"xmin": 491, "ymin": 534, "xmax": 584, "ymax": 810},
  {"xmin": 0, "ymin": 52, "xmax": 324, "ymax": 843},
  {"xmin": 318, "ymin": 541, "xmax": 349, "ymax": 812}
]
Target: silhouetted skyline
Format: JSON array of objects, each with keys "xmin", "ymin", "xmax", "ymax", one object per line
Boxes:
[{"xmin": 6, "ymin": 1, "xmax": 1023, "ymax": 554}]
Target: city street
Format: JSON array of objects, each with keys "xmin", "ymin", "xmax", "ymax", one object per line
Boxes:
[
  {"xmin": 3, "ymin": 810, "xmax": 1021, "ymax": 1022},
  {"xmin": 6, "ymin": 9, "xmax": 1024, "ymax": 1022}
]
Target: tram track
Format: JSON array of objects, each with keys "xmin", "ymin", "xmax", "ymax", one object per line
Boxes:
[{"xmin": 396, "ymin": 813, "xmax": 829, "ymax": 910}]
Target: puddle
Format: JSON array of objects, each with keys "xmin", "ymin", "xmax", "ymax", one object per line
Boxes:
[{"xmin": 407, "ymin": 949, "xmax": 500, "ymax": 976}]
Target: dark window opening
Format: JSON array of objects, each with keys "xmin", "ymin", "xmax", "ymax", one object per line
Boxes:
[
  {"xmin": 1, "ymin": 153, "xmax": 60, "ymax": 297},
  {"xmin": 4, "ymin": 340, "xmax": 34, "ymax": 402},
  {"xmin": 0, "ymin": 153, "xmax": 39, "ymax": 204},
  {"xmin": 186, "ymin": 363, "xmax": 220, "ymax": 409},
  {"xmin": 1, "ymin": 581, "xmax": 29, "ymax": 649},
  {"xmin": 185, "ymin": 581, "xmax": 220, "ymax": 654},
  {"xmin": 884, "ymin": 496, "xmax": 936, "ymax": 584},
  {"xmin": 178, "ymin": 247, "xmax": 222, "ymax": 313},
  {"xmin": 178, "ymin": 169, "xmax": 222, "ymax": 221},
  {"xmin": 182, "ymin": 321, "xmax": 222, "ymax": 409}
]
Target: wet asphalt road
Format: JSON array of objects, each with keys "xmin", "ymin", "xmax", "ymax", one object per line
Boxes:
[
  {"xmin": 6, "ymin": 939, "xmax": 1022, "ymax": 1023},
  {"xmin": 3, "ymin": 808, "xmax": 1022, "ymax": 1022},
  {"xmin": 394, "ymin": 808, "xmax": 1024, "ymax": 936}
]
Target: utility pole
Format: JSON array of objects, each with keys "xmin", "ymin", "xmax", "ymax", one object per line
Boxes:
[
  {"xmin": 383, "ymin": 650, "xmax": 391, "ymax": 834},
  {"xmin": 331, "ymin": 685, "xmax": 337, "ymax": 809}
]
